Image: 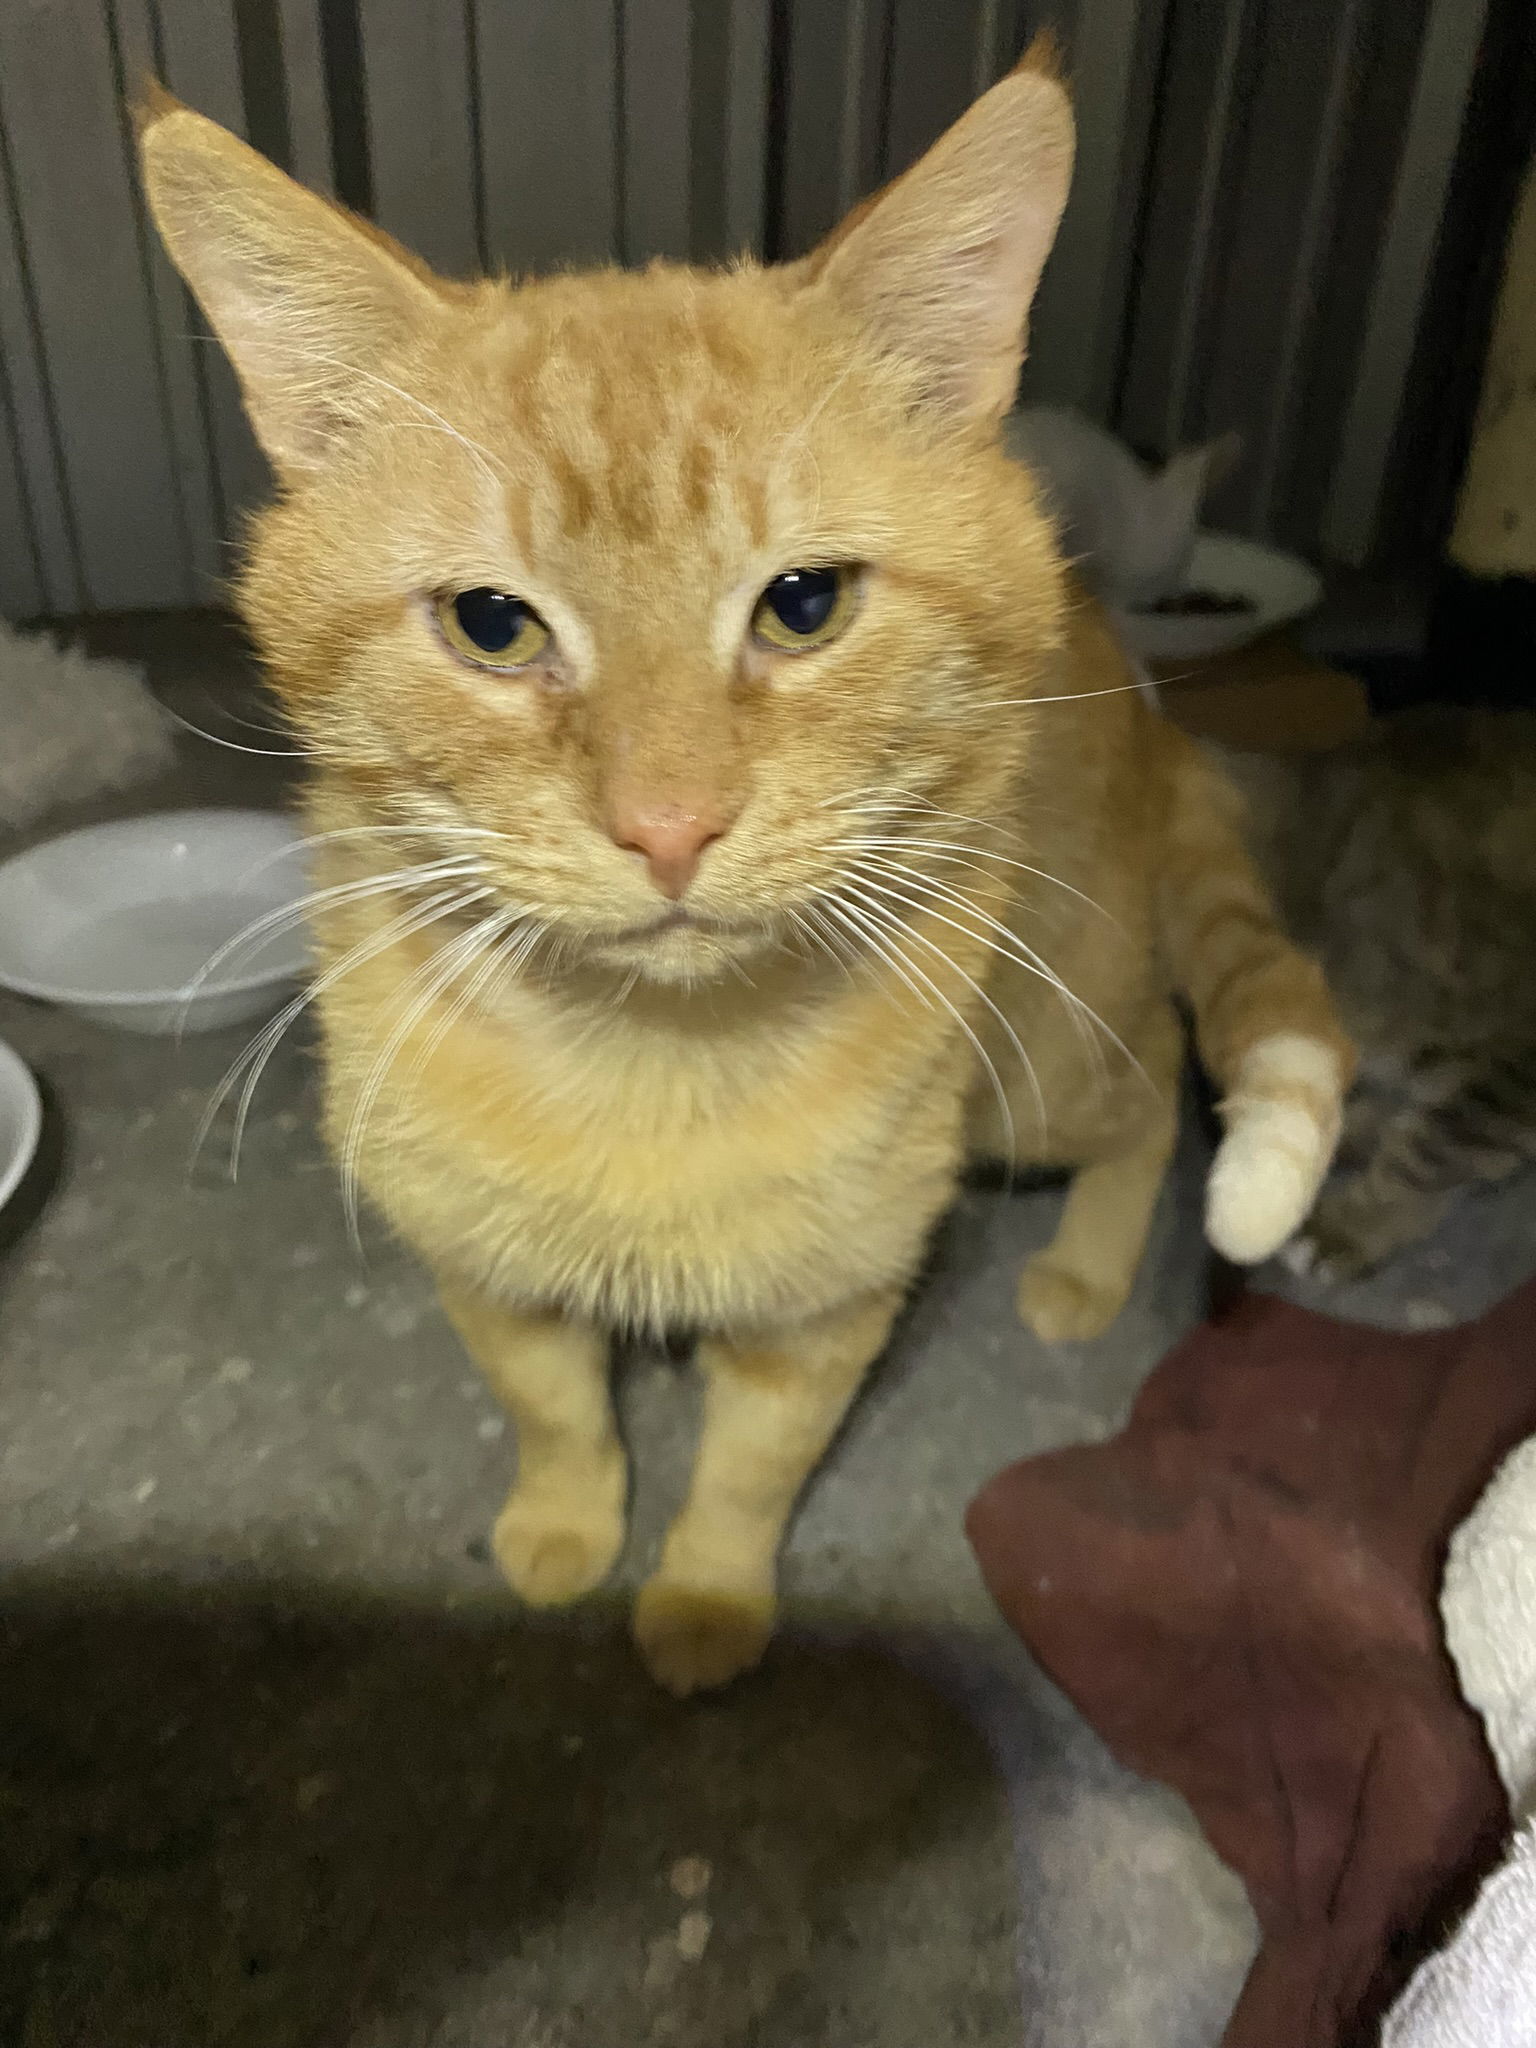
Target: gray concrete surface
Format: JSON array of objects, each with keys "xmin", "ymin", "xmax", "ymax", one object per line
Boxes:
[{"xmin": 1, "ymin": 615, "xmax": 1531, "ymax": 2046}]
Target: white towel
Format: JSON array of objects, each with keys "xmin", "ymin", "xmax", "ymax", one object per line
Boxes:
[
  {"xmin": 1384, "ymin": 1436, "xmax": 1536, "ymax": 2043},
  {"xmin": 1382, "ymin": 1821, "xmax": 1536, "ymax": 2046},
  {"xmin": 1442, "ymin": 1435, "xmax": 1536, "ymax": 1812}
]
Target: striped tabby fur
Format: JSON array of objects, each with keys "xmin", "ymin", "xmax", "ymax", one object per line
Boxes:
[{"xmin": 1219, "ymin": 709, "xmax": 1536, "ymax": 1278}]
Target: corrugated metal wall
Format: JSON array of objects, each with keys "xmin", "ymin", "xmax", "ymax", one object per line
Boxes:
[
  {"xmin": 0, "ymin": 0, "xmax": 769, "ymax": 621},
  {"xmin": 0, "ymin": 0, "xmax": 1504, "ymax": 622},
  {"xmin": 774, "ymin": 0, "xmax": 1494, "ymax": 571}
]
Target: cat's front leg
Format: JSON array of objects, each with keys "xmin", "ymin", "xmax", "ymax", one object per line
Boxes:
[
  {"xmin": 634, "ymin": 1289, "xmax": 902, "ymax": 1697},
  {"xmin": 438, "ymin": 1286, "xmax": 627, "ymax": 1606}
]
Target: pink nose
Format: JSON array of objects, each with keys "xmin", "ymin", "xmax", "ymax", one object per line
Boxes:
[{"xmin": 610, "ymin": 805, "xmax": 728, "ymax": 899}]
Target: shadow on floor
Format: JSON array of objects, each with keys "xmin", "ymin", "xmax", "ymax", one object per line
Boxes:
[{"xmin": 0, "ymin": 1572, "xmax": 1018, "ymax": 2048}]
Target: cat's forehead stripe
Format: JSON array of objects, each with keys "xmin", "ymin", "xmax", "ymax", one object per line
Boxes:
[{"xmin": 481, "ymin": 281, "xmax": 781, "ymax": 560}]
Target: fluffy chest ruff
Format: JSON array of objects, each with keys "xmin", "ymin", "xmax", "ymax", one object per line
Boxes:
[{"xmin": 314, "ymin": 896, "xmax": 976, "ymax": 1336}]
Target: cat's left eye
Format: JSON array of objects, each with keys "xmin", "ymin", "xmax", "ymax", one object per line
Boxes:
[
  {"xmin": 751, "ymin": 567, "xmax": 859, "ymax": 652},
  {"xmin": 434, "ymin": 587, "xmax": 551, "ymax": 669}
]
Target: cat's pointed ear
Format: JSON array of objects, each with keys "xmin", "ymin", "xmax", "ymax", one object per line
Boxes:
[
  {"xmin": 136, "ymin": 90, "xmax": 448, "ymax": 476},
  {"xmin": 801, "ymin": 35, "xmax": 1074, "ymax": 426}
]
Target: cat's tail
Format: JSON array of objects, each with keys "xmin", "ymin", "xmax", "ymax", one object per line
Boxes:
[{"xmin": 1157, "ymin": 733, "xmax": 1355, "ymax": 1263}]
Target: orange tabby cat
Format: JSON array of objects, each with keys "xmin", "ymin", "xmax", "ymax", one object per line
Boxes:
[{"xmin": 139, "ymin": 44, "xmax": 1350, "ymax": 1694}]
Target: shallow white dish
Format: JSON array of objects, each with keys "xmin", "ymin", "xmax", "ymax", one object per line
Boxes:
[
  {"xmin": 1117, "ymin": 531, "xmax": 1324, "ymax": 664},
  {"xmin": 0, "ymin": 1037, "xmax": 41, "ymax": 1212},
  {"xmin": 0, "ymin": 809, "xmax": 309, "ymax": 1034}
]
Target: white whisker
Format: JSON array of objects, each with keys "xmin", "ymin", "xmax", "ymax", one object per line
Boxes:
[
  {"xmin": 989, "ymin": 678, "xmax": 1152, "ymax": 707},
  {"xmin": 785, "ymin": 904, "xmax": 856, "ymax": 984},
  {"xmin": 830, "ymin": 882, "xmax": 1044, "ymax": 1147},
  {"xmin": 162, "ymin": 701, "xmax": 306, "ymax": 758},
  {"xmin": 849, "ymin": 861, "xmax": 1150, "ymax": 1096},
  {"xmin": 820, "ymin": 893, "xmax": 1021, "ymax": 1169},
  {"xmin": 834, "ymin": 836, "xmax": 1120, "ymax": 927},
  {"xmin": 848, "ymin": 861, "xmax": 1104, "ymax": 1078},
  {"xmin": 271, "ymin": 341, "xmax": 507, "ymax": 489},
  {"xmin": 339, "ymin": 900, "xmax": 538, "ymax": 1243},
  {"xmin": 263, "ymin": 822, "xmax": 513, "ymax": 864},
  {"xmin": 820, "ymin": 786, "xmax": 1024, "ymax": 848},
  {"xmin": 175, "ymin": 857, "xmax": 487, "ymax": 1033},
  {"xmin": 232, "ymin": 883, "xmax": 495, "ymax": 1179},
  {"xmin": 194, "ymin": 883, "xmax": 491, "ymax": 1181}
]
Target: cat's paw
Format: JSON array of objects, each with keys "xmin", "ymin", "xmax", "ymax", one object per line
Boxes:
[
  {"xmin": 1017, "ymin": 1255, "xmax": 1123, "ymax": 1342},
  {"xmin": 632, "ymin": 1579, "xmax": 775, "ymax": 1697},
  {"xmin": 492, "ymin": 1482, "xmax": 625, "ymax": 1608},
  {"xmin": 1205, "ymin": 1036, "xmax": 1344, "ymax": 1263}
]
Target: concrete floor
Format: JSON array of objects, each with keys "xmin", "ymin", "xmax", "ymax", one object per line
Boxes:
[{"xmin": 1, "ymin": 615, "xmax": 1531, "ymax": 2045}]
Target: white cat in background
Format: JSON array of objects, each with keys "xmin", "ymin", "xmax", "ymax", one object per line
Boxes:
[{"xmin": 1004, "ymin": 405, "xmax": 1239, "ymax": 611}]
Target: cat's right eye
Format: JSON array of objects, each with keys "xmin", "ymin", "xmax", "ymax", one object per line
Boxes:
[
  {"xmin": 434, "ymin": 588, "xmax": 551, "ymax": 670},
  {"xmin": 751, "ymin": 567, "xmax": 859, "ymax": 652}
]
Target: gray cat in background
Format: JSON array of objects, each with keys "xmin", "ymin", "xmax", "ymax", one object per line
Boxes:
[
  {"xmin": 1002, "ymin": 405, "xmax": 1239, "ymax": 608},
  {"xmin": 1217, "ymin": 711, "xmax": 1536, "ymax": 1278}
]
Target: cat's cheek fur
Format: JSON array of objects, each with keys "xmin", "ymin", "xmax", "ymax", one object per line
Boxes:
[{"xmin": 1206, "ymin": 1032, "xmax": 1346, "ymax": 1263}]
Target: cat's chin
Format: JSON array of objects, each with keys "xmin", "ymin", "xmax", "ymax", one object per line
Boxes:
[{"xmin": 582, "ymin": 907, "xmax": 775, "ymax": 987}]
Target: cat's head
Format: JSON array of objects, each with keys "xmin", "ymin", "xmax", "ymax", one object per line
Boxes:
[{"xmin": 138, "ymin": 51, "xmax": 1074, "ymax": 988}]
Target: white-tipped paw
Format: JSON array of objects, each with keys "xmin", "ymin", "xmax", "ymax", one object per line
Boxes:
[
  {"xmin": 1206, "ymin": 1035, "xmax": 1343, "ymax": 1263},
  {"xmin": 1206, "ymin": 1117, "xmax": 1326, "ymax": 1263}
]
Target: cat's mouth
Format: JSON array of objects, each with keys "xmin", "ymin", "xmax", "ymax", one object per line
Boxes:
[
  {"xmin": 591, "ymin": 902, "xmax": 785, "ymax": 979},
  {"xmin": 610, "ymin": 905, "xmax": 734, "ymax": 944}
]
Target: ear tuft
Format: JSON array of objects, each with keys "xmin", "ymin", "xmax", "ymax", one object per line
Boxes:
[
  {"xmin": 132, "ymin": 76, "xmax": 184, "ymax": 137},
  {"xmin": 1012, "ymin": 27, "xmax": 1067, "ymax": 83}
]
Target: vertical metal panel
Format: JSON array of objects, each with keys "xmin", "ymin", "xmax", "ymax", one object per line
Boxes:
[
  {"xmin": 0, "ymin": 0, "xmax": 1497, "ymax": 610},
  {"xmin": 273, "ymin": 0, "xmax": 334, "ymax": 194},
  {"xmin": 775, "ymin": 0, "xmax": 886, "ymax": 257},
  {"xmin": 884, "ymin": 0, "xmax": 993, "ymax": 179},
  {"xmin": 114, "ymin": 0, "xmax": 225, "ymax": 596},
  {"xmin": 1185, "ymin": 0, "xmax": 1373, "ymax": 537},
  {"xmin": 1117, "ymin": 0, "xmax": 1253, "ymax": 458},
  {"xmin": 1240, "ymin": 0, "xmax": 1367, "ymax": 534},
  {"xmin": 473, "ymin": 0, "xmax": 619, "ymax": 272},
  {"xmin": 0, "ymin": 107, "xmax": 81, "ymax": 617},
  {"xmin": 721, "ymin": 0, "xmax": 770, "ymax": 255},
  {"xmin": 621, "ymin": 0, "xmax": 693, "ymax": 261},
  {"xmin": 0, "ymin": 353, "xmax": 45, "ymax": 620},
  {"xmin": 151, "ymin": 0, "xmax": 271, "ymax": 544},
  {"xmin": 1113, "ymin": 0, "xmax": 1471, "ymax": 566},
  {"xmin": 356, "ymin": 0, "xmax": 480, "ymax": 275},
  {"xmin": 973, "ymin": 0, "xmax": 1011, "ymax": 96},
  {"xmin": 684, "ymin": 0, "xmax": 773, "ymax": 263},
  {"xmin": 1322, "ymin": 0, "xmax": 1490, "ymax": 566},
  {"xmin": 0, "ymin": 0, "xmax": 189, "ymax": 610},
  {"xmin": 1027, "ymin": 0, "xmax": 1168, "ymax": 419}
]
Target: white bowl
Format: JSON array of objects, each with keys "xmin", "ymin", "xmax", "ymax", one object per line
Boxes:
[
  {"xmin": 1117, "ymin": 531, "xmax": 1324, "ymax": 664},
  {"xmin": 0, "ymin": 1037, "xmax": 41, "ymax": 1212},
  {"xmin": 0, "ymin": 809, "xmax": 310, "ymax": 1034}
]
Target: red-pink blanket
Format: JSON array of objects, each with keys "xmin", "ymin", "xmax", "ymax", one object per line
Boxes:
[{"xmin": 967, "ymin": 1282, "xmax": 1536, "ymax": 2046}]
